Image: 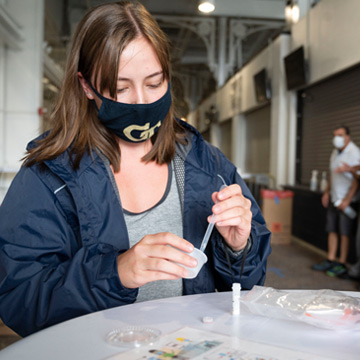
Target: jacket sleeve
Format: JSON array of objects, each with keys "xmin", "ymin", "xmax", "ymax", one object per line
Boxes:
[
  {"xmin": 0, "ymin": 166, "xmax": 137, "ymax": 337},
  {"xmin": 211, "ymin": 160, "xmax": 272, "ymax": 291}
]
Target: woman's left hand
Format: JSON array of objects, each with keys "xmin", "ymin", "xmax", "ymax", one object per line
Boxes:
[{"xmin": 208, "ymin": 184, "xmax": 252, "ymax": 251}]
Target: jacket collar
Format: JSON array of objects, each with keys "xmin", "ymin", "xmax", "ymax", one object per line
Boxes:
[{"xmin": 27, "ymin": 120, "xmax": 210, "ymax": 182}]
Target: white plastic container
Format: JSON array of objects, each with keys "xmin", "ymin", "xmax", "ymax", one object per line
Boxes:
[
  {"xmin": 182, "ymin": 248, "xmax": 208, "ymax": 279},
  {"xmin": 170, "ymin": 247, "xmax": 208, "ymax": 279},
  {"xmin": 320, "ymin": 171, "xmax": 328, "ymax": 192},
  {"xmin": 310, "ymin": 170, "xmax": 318, "ymax": 191}
]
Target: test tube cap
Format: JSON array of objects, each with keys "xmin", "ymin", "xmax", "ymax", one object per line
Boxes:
[{"xmin": 232, "ymin": 283, "xmax": 241, "ymax": 292}]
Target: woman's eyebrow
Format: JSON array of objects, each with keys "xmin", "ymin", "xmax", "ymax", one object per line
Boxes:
[{"xmin": 117, "ymin": 71, "xmax": 163, "ymax": 81}]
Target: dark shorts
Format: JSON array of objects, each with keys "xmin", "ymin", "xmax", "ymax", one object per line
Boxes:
[{"xmin": 326, "ymin": 203, "xmax": 356, "ymax": 236}]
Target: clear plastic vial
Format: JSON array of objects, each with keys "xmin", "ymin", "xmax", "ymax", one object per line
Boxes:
[
  {"xmin": 232, "ymin": 283, "xmax": 241, "ymax": 316},
  {"xmin": 334, "ymin": 199, "xmax": 357, "ymax": 219},
  {"xmin": 343, "ymin": 206, "xmax": 357, "ymax": 219}
]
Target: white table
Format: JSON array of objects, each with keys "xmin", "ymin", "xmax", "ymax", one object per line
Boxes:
[{"xmin": 0, "ymin": 291, "xmax": 359, "ymax": 359}]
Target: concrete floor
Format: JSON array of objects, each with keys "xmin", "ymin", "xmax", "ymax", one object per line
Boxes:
[
  {"xmin": 265, "ymin": 238, "xmax": 360, "ymax": 291},
  {"xmin": 0, "ymin": 237, "xmax": 359, "ymax": 351},
  {"xmin": 0, "ymin": 323, "xmax": 20, "ymax": 351}
]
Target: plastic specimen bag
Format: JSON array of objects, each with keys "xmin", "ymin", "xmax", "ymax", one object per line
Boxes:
[{"xmin": 241, "ymin": 286, "xmax": 360, "ymax": 330}]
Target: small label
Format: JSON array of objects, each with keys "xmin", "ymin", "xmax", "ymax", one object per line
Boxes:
[{"xmin": 271, "ymin": 222, "xmax": 283, "ymax": 233}]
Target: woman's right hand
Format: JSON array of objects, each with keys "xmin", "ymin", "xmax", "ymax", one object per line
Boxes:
[{"xmin": 116, "ymin": 233, "xmax": 197, "ymax": 289}]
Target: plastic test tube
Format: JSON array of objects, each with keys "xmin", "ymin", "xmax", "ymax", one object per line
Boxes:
[
  {"xmin": 199, "ymin": 184, "xmax": 227, "ymax": 253},
  {"xmin": 232, "ymin": 283, "xmax": 241, "ymax": 316}
]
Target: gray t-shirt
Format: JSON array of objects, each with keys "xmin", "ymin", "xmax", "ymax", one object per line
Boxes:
[{"xmin": 124, "ymin": 162, "xmax": 183, "ymax": 302}]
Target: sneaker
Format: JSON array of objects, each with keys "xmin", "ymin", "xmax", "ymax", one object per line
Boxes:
[
  {"xmin": 326, "ymin": 263, "xmax": 347, "ymax": 277},
  {"xmin": 348, "ymin": 260, "xmax": 360, "ymax": 279},
  {"xmin": 312, "ymin": 259, "xmax": 335, "ymax": 271}
]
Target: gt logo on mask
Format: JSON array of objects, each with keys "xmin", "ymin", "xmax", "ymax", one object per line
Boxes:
[
  {"xmin": 123, "ymin": 121, "xmax": 162, "ymax": 142},
  {"xmin": 86, "ymin": 80, "xmax": 171, "ymax": 143}
]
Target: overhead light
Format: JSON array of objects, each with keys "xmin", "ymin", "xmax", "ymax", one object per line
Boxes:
[
  {"xmin": 285, "ymin": 1, "xmax": 300, "ymax": 24},
  {"xmin": 198, "ymin": 0, "xmax": 215, "ymax": 14},
  {"xmin": 285, "ymin": 1, "xmax": 293, "ymax": 21},
  {"xmin": 291, "ymin": 3, "xmax": 300, "ymax": 23}
]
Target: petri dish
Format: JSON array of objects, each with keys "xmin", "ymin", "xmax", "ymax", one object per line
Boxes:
[{"xmin": 105, "ymin": 326, "xmax": 161, "ymax": 348}]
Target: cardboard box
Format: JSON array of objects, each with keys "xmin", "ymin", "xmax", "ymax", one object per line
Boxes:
[{"xmin": 261, "ymin": 189, "xmax": 294, "ymax": 244}]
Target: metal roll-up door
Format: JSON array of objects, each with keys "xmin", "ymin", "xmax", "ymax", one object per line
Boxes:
[
  {"xmin": 245, "ymin": 104, "xmax": 271, "ymax": 174},
  {"xmin": 298, "ymin": 64, "xmax": 360, "ymax": 185}
]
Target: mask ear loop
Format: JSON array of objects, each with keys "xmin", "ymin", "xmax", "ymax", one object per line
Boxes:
[
  {"xmin": 84, "ymin": 79, "xmax": 105, "ymax": 111},
  {"xmin": 85, "ymin": 79, "xmax": 104, "ymax": 99}
]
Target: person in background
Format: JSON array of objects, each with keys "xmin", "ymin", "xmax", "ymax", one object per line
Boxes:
[
  {"xmin": 313, "ymin": 125, "xmax": 360, "ymax": 277},
  {"xmin": 335, "ymin": 163, "xmax": 360, "ymax": 280},
  {"xmin": 0, "ymin": 1, "xmax": 271, "ymax": 337}
]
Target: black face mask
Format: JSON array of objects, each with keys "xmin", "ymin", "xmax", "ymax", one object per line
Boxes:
[{"xmin": 88, "ymin": 82, "xmax": 172, "ymax": 143}]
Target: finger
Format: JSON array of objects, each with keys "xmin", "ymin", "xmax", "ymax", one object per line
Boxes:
[
  {"xmin": 212, "ymin": 187, "xmax": 246, "ymax": 211},
  {"xmin": 131, "ymin": 268, "xmax": 183, "ymax": 286},
  {"xmin": 215, "ymin": 214, "xmax": 251, "ymax": 228},
  {"xmin": 210, "ymin": 207, "xmax": 252, "ymax": 226},
  {"xmin": 211, "ymin": 184, "xmax": 240, "ymax": 203},
  {"xmin": 212, "ymin": 195, "xmax": 251, "ymax": 216},
  {"xmin": 217, "ymin": 184, "xmax": 243, "ymax": 201},
  {"xmin": 144, "ymin": 257, "xmax": 192, "ymax": 278},
  {"xmin": 153, "ymin": 245, "xmax": 198, "ymax": 267},
  {"xmin": 142, "ymin": 232, "xmax": 194, "ymax": 253},
  {"xmin": 117, "ymin": 247, "xmax": 190, "ymax": 288},
  {"xmin": 211, "ymin": 184, "xmax": 247, "ymax": 209},
  {"xmin": 142, "ymin": 271, "xmax": 182, "ymax": 282},
  {"xmin": 133, "ymin": 241, "xmax": 198, "ymax": 272}
]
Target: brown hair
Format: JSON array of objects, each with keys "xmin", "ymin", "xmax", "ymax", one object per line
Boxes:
[{"xmin": 24, "ymin": 1, "xmax": 185, "ymax": 171}]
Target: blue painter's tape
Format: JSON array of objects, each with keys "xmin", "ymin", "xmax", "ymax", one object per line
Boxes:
[{"xmin": 267, "ymin": 267, "xmax": 284, "ymax": 278}]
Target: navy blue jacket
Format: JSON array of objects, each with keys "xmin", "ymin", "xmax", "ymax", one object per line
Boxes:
[{"xmin": 0, "ymin": 122, "xmax": 271, "ymax": 336}]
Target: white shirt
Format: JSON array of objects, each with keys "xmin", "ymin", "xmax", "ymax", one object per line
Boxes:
[{"xmin": 330, "ymin": 141, "xmax": 360, "ymax": 203}]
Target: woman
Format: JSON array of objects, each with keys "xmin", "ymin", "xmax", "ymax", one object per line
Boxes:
[{"xmin": 0, "ymin": 1, "xmax": 271, "ymax": 337}]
